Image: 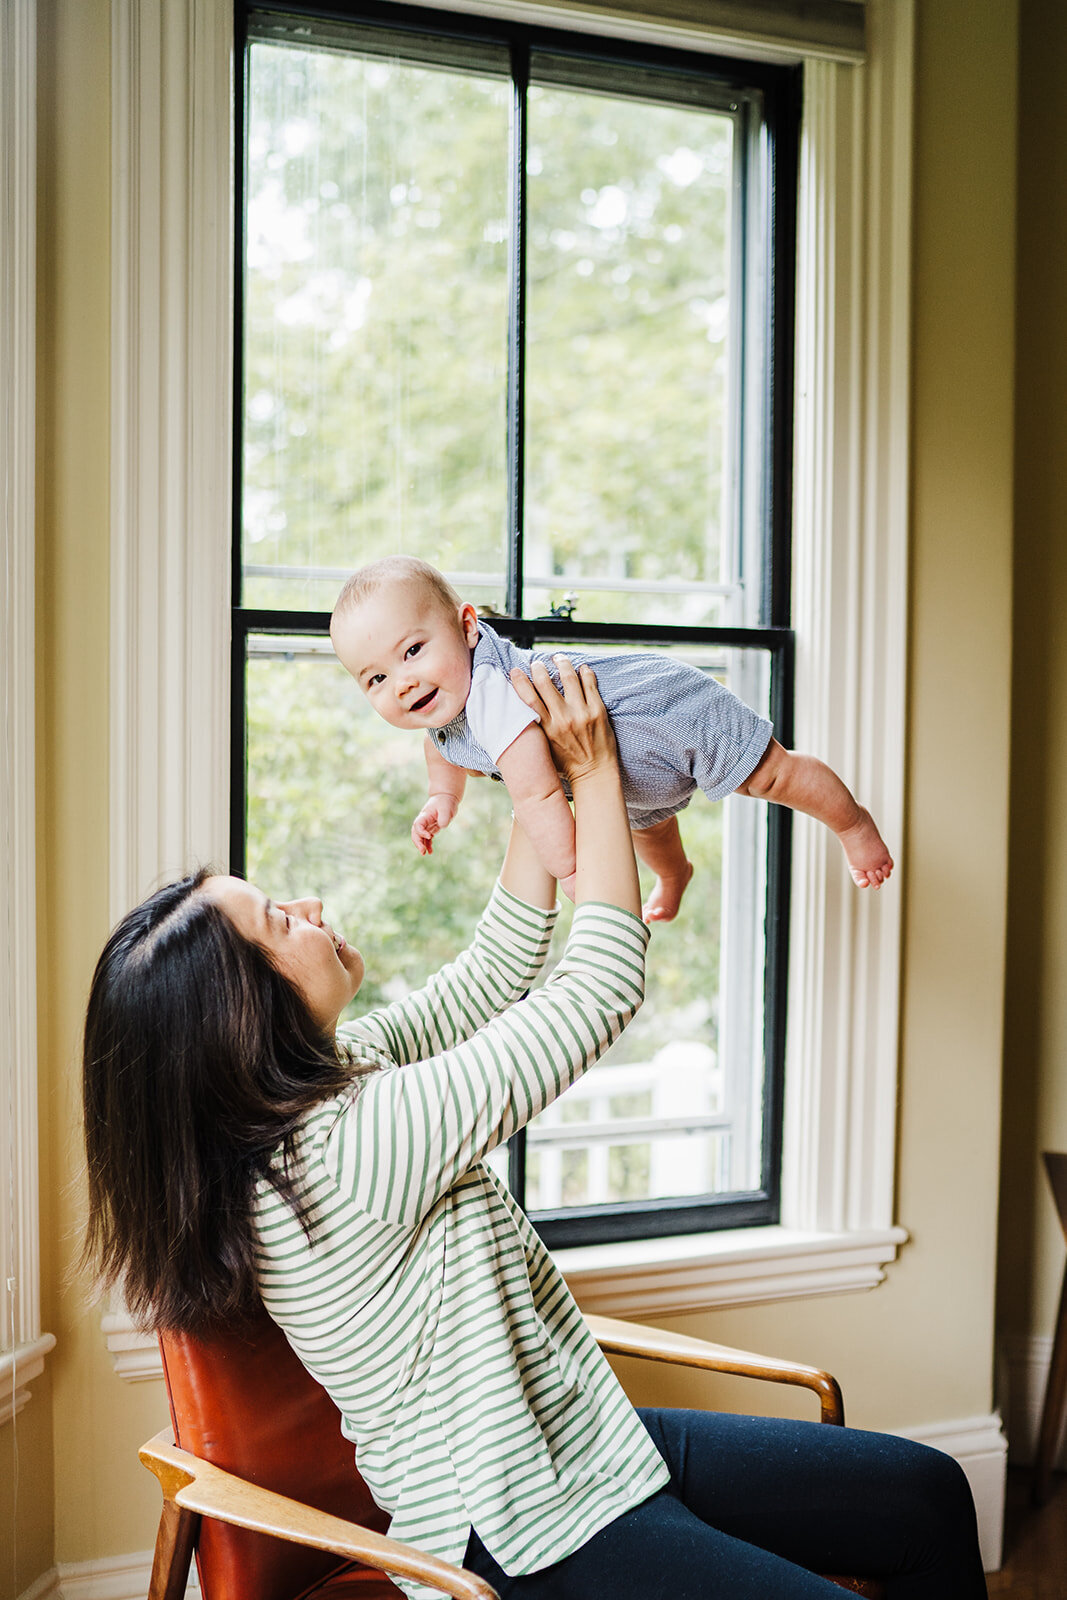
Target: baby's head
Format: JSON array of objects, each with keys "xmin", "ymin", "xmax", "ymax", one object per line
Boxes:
[{"xmin": 330, "ymin": 557, "xmax": 480, "ymax": 731}]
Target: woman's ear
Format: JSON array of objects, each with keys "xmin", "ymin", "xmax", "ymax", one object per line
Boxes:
[{"xmin": 459, "ymin": 602, "xmax": 481, "ymax": 647}]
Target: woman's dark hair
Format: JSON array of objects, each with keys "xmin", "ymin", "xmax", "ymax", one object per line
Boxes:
[{"xmin": 81, "ymin": 869, "xmax": 357, "ymax": 1333}]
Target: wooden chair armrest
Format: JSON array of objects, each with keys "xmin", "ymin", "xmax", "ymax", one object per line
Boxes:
[
  {"xmin": 585, "ymin": 1312, "xmax": 846, "ymax": 1426},
  {"xmin": 139, "ymin": 1431, "xmax": 499, "ymax": 1600}
]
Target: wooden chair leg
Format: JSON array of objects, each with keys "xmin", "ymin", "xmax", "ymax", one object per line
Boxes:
[
  {"xmin": 147, "ymin": 1498, "xmax": 201, "ymax": 1600},
  {"xmin": 1033, "ymin": 1259, "xmax": 1067, "ymax": 1505}
]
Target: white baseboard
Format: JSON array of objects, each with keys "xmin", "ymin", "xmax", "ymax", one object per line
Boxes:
[
  {"xmin": 56, "ymin": 1554, "xmax": 157, "ymax": 1600},
  {"xmin": 894, "ymin": 1412, "xmax": 1008, "ymax": 1572},
  {"xmin": 16, "ymin": 1572, "xmax": 59, "ymax": 1600},
  {"xmin": 17, "ymin": 1553, "xmax": 197, "ymax": 1600},
  {"xmin": 16, "ymin": 1413, "xmax": 1007, "ymax": 1594},
  {"xmin": 997, "ymin": 1331, "xmax": 1066, "ymax": 1469}
]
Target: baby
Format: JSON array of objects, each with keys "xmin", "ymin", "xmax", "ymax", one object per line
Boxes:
[{"xmin": 330, "ymin": 556, "xmax": 893, "ymax": 922}]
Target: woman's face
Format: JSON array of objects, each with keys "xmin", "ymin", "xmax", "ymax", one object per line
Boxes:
[{"xmin": 202, "ymin": 877, "xmax": 364, "ymax": 1030}]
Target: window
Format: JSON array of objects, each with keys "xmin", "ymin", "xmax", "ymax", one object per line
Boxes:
[
  {"xmin": 232, "ymin": 1, "xmax": 800, "ymax": 1247},
  {"xmin": 107, "ymin": 0, "xmax": 910, "ymax": 1361}
]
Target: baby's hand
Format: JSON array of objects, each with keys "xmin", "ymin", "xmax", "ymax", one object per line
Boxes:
[{"xmin": 412, "ymin": 794, "xmax": 459, "ymax": 856}]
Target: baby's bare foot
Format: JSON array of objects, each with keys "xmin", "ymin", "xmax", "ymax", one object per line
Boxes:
[
  {"xmin": 838, "ymin": 808, "xmax": 894, "ymax": 888},
  {"xmin": 642, "ymin": 860, "xmax": 695, "ymax": 923}
]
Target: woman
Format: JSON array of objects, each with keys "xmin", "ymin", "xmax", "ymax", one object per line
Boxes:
[{"xmin": 82, "ymin": 661, "xmax": 987, "ymax": 1599}]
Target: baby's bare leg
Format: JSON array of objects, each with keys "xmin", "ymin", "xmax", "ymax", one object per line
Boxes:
[
  {"xmin": 632, "ymin": 816, "xmax": 695, "ymax": 924},
  {"xmin": 737, "ymin": 740, "xmax": 894, "ymax": 889}
]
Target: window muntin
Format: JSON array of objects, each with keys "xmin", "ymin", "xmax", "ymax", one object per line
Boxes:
[{"xmin": 235, "ymin": 3, "xmax": 798, "ymax": 1246}]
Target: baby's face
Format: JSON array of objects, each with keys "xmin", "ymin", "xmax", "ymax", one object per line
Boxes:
[{"xmin": 332, "ymin": 582, "xmax": 479, "ymax": 731}]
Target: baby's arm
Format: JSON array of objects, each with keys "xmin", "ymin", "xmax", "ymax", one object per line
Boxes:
[
  {"xmin": 737, "ymin": 738, "xmax": 894, "ymax": 888},
  {"xmin": 496, "ymin": 722, "xmax": 577, "ymax": 892},
  {"xmin": 412, "ymin": 735, "xmax": 467, "ymax": 855}
]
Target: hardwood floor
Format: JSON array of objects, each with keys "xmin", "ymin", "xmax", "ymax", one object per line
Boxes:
[{"xmin": 986, "ymin": 1468, "xmax": 1067, "ymax": 1598}]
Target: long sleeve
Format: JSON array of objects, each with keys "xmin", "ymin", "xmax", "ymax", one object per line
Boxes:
[
  {"xmin": 338, "ymin": 879, "xmax": 557, "ymax": 1069},
  {"xmin": 329, "ymin": 899, "xmax": 649, "ymax": 1227}
]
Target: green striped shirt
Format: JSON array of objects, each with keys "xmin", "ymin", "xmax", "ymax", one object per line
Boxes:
[{"xmin": 253, "ymin": 883, "xmax": 669, "ymax": 1600}]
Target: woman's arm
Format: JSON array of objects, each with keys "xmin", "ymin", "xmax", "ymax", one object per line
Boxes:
[
  {"xmin": 339, "ymin": 881, "xmax": 557, "ymax": 1069},
  {"xmin": 498, "ymin": 806, "xmax": 558, "ymax": 911},
  {"xmin": 330, "ymin": 900, "xmax": 648, "ymax": 1224},
  {"xmin": 347, "ymin": 661, "xmax": 637, "ymax": 1069},
  {"xmin": 328, "ymin": 661, "xmax": 647, "ymax": 1225}
]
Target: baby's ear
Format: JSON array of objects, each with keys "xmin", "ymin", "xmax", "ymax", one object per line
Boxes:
[{"xmin": 459, "ymin": 602, "xmax": 480, "ymax": 645}]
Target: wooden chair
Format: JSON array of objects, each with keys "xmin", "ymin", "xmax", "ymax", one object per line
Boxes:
[{"xmin": 141, "ymin": 1301, "xmax": 886, "ymax": 1599}]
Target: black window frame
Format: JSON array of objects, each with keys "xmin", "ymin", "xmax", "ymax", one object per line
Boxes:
[{"xmin": 230, "ymin": 0, "xmax": 801, "ymax": 1249}]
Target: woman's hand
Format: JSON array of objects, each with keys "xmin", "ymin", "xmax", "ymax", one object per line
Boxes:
[{"xmin": 509, "ymin": 657, "xmax": 616, "ymax": 789}]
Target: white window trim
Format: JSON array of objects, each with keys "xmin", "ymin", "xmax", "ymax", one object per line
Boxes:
[
  {"xmin": 104, "ymin": 0, "xmax": 912, "ymax": 1374},
  {"xmin": 0, "ymin": 0, "xmax": 55, "ymax": 1425},
  {"xmin": 371, "ymin": 0, "xmax": 868, "ymax": 65}
]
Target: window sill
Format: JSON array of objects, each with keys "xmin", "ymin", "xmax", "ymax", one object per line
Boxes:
[
  {"xmin": 556, "ymin": 1223, "xmax": 909, "ymax": 1317},
  {"xmin": 101, "ymin": 1306, "xmax": 164, "ymax": 1382},
  {"xmin": 0, "ymin": 1333, "xmax": 56, "ymax": 1427}
]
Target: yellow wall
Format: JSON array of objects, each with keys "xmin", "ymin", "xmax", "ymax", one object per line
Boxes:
[
  {"xmin": 0, "ymin": 1373, "xmax": 54, "ymax": 1599},
  {"xmin": 21, "ymin": 0, "xmax": 175, "ymax": 1591},
  {"xmin": 9, "ymin": 0, "xmax": 1059, "ymax": 1592},
  {"xmin": 998, "ymin": 0, "xmax": 1067, "ymax": 1345}
]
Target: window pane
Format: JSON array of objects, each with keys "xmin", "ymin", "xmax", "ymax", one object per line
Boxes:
[
  {"xmin": 524, "ymin": 82, "xmax": 740, "ymax": 629},
  {"xmin": 243, "ymin": 36, "xmax": 512, "ymax": 613},
  {"xmin": 524, "ymin": 646, "xmax": 769, "ymax": 1210},
  {"xmin": 245, "ymin": 636, "xmax": 770, "ymax": 1209}
]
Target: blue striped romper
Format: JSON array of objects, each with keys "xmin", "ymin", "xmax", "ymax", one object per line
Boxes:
[{"xmin": 428, "ymin": 621, "xmax": 773, "ymax": 829}]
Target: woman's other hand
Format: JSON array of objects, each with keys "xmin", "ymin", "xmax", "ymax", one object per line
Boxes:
[{"xmin": 509, "ymin": 658, "xmax": 615, "ymax": 789}]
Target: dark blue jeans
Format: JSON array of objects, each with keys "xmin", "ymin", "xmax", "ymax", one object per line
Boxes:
[{"xmin": 463, "ymin": 1408, "xmax": 988, "ymax": 1598}]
